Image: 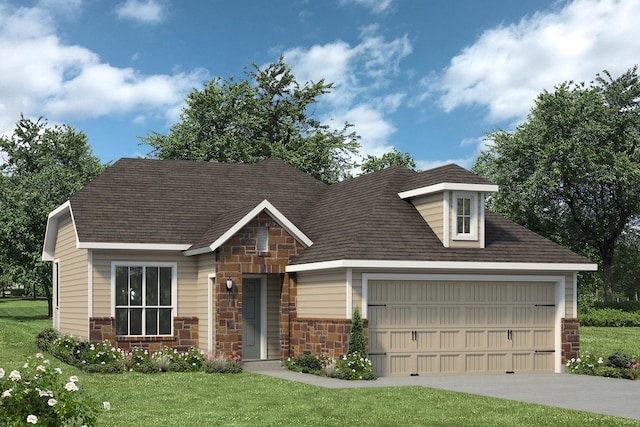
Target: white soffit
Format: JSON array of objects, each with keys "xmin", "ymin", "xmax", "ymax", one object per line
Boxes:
[{"xmin": 398, "ymin": 182, "xmax": 499, "ymax": 199}]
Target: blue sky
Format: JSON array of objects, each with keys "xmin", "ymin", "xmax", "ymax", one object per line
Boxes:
[{"xmin": 1, "ymin": 0, "xmax": 638, "ymax": 171}]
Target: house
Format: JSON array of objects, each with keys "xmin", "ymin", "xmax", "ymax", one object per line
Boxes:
[{"xmin": 42, "ymin": 158, "xmax": 597, "ymax": 376}]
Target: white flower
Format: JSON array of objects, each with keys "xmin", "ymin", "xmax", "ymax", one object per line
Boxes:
[
  {"xmin": 36, "ymin": 365, "xmax": 46, "ymax": 372},
  {"xmin": 9, "ymin": 370, "xmax": 21, "ymax": 381},
  {"xmin": 48, "ymin": 398, "xmax": 57, "ymax": 406},
  {"xmin": 2, "ymin": 389, "xmax": 11, "ymax": 398},
  {"xmin": 103, "ymin": 401, "xmax": 111, "ymax": 410},
  {"xmin": 69, "ymin": 375, "xmax": 79, "ymax": 383},
  {"xmin": 27, "ymin": 414, "xmax": 38, "ymax": 424},
  {"xmin": 23, "ymin": 363, "xmax": 29, "ymax": 368},
  {"xmin": 35, "ymin": 353, "xmax": 43, "ymax": 359},
  {"xmin": 0, "ymin": 368, "xmax": 4, "ymax": 378},
  {"xmin": 54, "ymin": 368, "xmax": 62, "ymax": 374},
  {"xmin": 65, "ymin": 382, "xmax": 79, "ymax": 391}
]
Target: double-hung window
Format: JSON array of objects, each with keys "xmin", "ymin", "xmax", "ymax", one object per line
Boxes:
[
  {"xmin": 453, "ymin": 193, "xmax": 477, "ymax": 240},
  {"xmin": 114, "ymin": 264, "xmax": 175, "ymax": 336}
]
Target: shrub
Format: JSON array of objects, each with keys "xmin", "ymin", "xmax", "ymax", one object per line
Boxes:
[
  {"xmin": 334, "ymin": 351, "xmax": 377, "ymax": 380},
  {"xmin": 35, "ymin": 328, "xmax": 59, "ymax": 354},
  {"xmin": 203, "ymin": 352, "xmax": 242, "ymax": 374},
  {"xmin": 579, "ymin": 308, "xmax": 640, "ymax": 326},
  {"xmin": 565, "ymin": 351, "xmax": 604, "ymax": 375},
  {"xmin": 170, "ymin": 347, "xmax": 204, "ymax": 372},
  {"xmin": 347, "ymin": 306, "xmax": 367, "ymax": 357},
  {"xmin": 282, "ymin": 354, "xmax": 334, "ymax": 376},
  {"xmin": 0, "ymin": 354, "xmax": 109, "ymax": 426},
  {"xmin": 606, "ymin": 352, "xmax": 634, "ymax": 369}
]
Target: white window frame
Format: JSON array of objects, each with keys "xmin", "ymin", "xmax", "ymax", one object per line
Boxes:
[
  {"xmin": 453, "ymin": 192, "xmax": 478, "ymax": 241},
  {"xmin": 111, "ymin": 262, "xmax": 177, "ymax": 337}
]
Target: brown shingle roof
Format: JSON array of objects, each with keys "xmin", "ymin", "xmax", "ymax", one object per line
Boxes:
[{"xmin": 67, "ymin": 158, "xmax": 593, "ymax": 266}]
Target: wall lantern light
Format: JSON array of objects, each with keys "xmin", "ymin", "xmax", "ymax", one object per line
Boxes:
[{"xmin": 226, "ymin": 277, "xmax": 233, "ymax": 292}]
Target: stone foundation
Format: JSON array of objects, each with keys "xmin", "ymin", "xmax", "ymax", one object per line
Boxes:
[
  {"xmin": 89, "ymin": 316, "xmax": 199, "ymax": 353},
  {"xmin": 288, "ymin": 318, "xmax": 367, "ymax": 359},
  {"xmin": 561, "ymin": 318, "xmax": 580, "ymax": 363}
]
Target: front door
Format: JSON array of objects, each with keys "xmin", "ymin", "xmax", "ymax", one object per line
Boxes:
[{"xmin": 242, "ymin": 278, "xmax": 262, "ymax": 360}]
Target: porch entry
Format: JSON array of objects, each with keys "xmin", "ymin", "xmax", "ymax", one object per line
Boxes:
[{"xmin": 241, "ymin": 275, "xmax": 281, "ymax": 360}]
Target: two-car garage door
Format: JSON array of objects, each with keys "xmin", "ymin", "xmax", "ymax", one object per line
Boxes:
[{"xmin": 368, "ymin": 280, "xmax": 557, "ymax": 376}]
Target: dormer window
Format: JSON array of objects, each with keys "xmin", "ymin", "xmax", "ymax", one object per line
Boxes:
[{"xmin": 453, "ymin": 193, "xmax": 477, "ymax": 240}]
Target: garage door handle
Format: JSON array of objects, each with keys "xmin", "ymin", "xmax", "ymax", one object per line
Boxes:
[
  {"xmin": 534, "ymin": 350, "xmax": 555, "ymax": 353},
  {"xmin": 368, "ymin": 304, "xmax": 387, "ymax": 307}
]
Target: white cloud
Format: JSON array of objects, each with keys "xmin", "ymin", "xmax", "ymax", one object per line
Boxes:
[
  {"xmin": 432, "ymin": 0, "xmax": 640, "ymax": 123},
  {"xmin": 283, "ymin": 26, "xmax": 411, "ymax": 159},
  {"xmin": 0, "ymin": 3, "xmax": 207, "ymax": 136},
  {"xmin": 115, "ymin": 0, "xmax": 167, "ymax": 25},
  {"xmin": 340, "ymin": 0, "xmax": 395, "ymax": 14}
]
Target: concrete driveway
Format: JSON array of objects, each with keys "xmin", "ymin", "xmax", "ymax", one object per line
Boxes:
[{"xmin": 244, "ymin": 362, "xmax": 640, "ymax": 421}]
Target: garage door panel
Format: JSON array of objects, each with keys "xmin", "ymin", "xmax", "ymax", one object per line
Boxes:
[{"xmin": 368, "ymin": 280, "xmax": 557, "ymax": 376}]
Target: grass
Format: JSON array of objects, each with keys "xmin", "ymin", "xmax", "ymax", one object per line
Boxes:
[
  {"xmin": 1, "ymin": 299, "xmax": 639, "ymax": 426},
  {"xmin": 580, "ymin": 326, "xmax": 640, "ymax": 358}
]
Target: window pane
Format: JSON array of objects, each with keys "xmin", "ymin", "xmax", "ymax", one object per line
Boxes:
[
  {"xmin": 146, "ymin": 267, "xmax": 159, "ymax": 306},
  {"xmin": 457, "ymin": 217, "xmax": 464, "ymax": 234},
  {"xmin": 130, "ymin": 267, "xmax": 143, "ymax": 306},
  {"xmin": 130, "ymin": 308, "xmax": 143, "ymax": 335},
  {"xmin": 116, "ymin": 308, "xmax": 128, "ymax": 335},
  {"xmin": 145, "ymin": 308, "xmax": 158, "ymax": 335},
  {"xmin": 159, "ymin": 308, "xmax": 172, "ymax": 334},
  {"xmin": 116, "ymin": 267, "xmax": 128, "ymax": 306},
  {"xmin": 159, "ymin": 267, "xmax": 172, "ymax": 306},
  {"xmin": 464, "ymin": 217, "xmax": 471, "ymax": 233},
  {"xmin": 464, "ymin": 199, "xmax": 471, "ymax": 215}
]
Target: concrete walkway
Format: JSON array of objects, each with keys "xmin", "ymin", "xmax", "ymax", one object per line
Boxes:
[{"xmin": 244, "ymin": 361, "xmax": 640, "ymax": 421}]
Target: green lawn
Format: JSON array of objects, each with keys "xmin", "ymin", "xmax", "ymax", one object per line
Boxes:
[{"xmin": 1, "ymin": 299, "xmax": 638, "ymax": 426}]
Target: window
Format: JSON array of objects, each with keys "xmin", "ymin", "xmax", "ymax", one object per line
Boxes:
[
  {"xmin": 257, "ymin": 227, "xmax": 269, "ymax": 253},
  {"xmin": 453, "ymin": 193, "xmax": 477, "ymax": 240},
  {"xmin": 114, "ymin": 264, "xmax": 174, "ymax": 336}
]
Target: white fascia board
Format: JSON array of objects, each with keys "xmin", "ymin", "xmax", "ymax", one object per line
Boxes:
[
  {"xmin": 286, "ymin": 259, "xmax": 598, "ymax": 273},
  {"xmin": 399, "ymin": 182, "xmax": 499, "ymax": 199},
  {"xmin": 183, "ymin": 199, "xmax": 313, "ymax": 257},
  {"xmin": 42, "ymin": 201, "xmax": 73, "ymax": 261},
  {"xmin": 77, "ymin": 242, "xmax": 192, "ymax": 251}
]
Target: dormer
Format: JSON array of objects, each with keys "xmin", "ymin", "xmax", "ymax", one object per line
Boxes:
[{"xmin": 398, "ymin": 165, "xmax": 498, "ymax": 249}]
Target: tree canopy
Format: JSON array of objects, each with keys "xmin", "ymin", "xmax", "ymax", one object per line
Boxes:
[
  {"xmin": 142, "ymin": 56, "xmax": 360, "ymax": 184},
  {"xmin": 359, "ymin": 148, "xmax": 417, "ymax": 174},
  {"xmin": 0, "ymin": 116, "xmax": 104, "ymax": 315},
  {"xmin": 473, "ymin": 66, "xmax": 640, "ymax": 302}
]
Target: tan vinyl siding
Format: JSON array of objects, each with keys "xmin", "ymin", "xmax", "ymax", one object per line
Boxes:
[
  {"xmin": 91, "ymin": 250, "xmax": 198, "ymax": 318},
  {"xmin": 564, "ymin": 272, "xmax": 575, "ymax": 316},
  {"xmin": 411, "ymin": 194, "xmax": 444, "ymax": 242},
  {"xmin": 267, "ymin": 275, "xmax": 280, "ymax": 358},
  {"xmin": 297, "ymin": 270, "xmax": 346, "ymax": 318},
  {"xmin": 196, "ymin": 254, "xmax": 216, "ymax": 351},
  {"xmin": 56, "ymin": 215, "xmax": 89, "ymax": 338}
]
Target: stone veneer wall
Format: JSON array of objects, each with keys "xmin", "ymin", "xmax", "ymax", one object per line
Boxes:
[
  {"xmin": 89, "ymin": 316, "xmax": 199, "ymax": 353},
  {"xmin": 215, "ymin": 212, "xmax": 305, "ymax": 357},
  {"xmin": 561, "ymin": 318, "xmax": 580, "ymax": 363},
  {"xmin": 288, "ymin": 318, "xmax": 368, "ymax": 359}
]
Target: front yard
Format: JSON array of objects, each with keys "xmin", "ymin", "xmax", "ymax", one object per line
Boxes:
[{"xmin": 1, "ymin": 299, "xmax": 638, "ymax": 426}]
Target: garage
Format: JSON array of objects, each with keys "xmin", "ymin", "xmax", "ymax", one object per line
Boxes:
[{"xmin": 367, "ymin": 278, "xmax": 558, "ymax": 376}]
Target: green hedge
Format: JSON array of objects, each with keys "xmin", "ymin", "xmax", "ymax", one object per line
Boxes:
[{"xmin": 579, "ymin": 308, "xmax": 640, "ymax": 327}]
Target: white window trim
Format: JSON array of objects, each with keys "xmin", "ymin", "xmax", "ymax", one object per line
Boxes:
[
  {"xmin": 453, "ymin": 192, "xmax": 478, "ymax": 241},
  {"xmin": 110, "ymin": 262, "xmax": 178, "ymax": 337}
]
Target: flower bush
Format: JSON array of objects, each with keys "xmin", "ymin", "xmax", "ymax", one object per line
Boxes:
[
  {"xmin": 282, "ymin": 354, "xmax": 335, "ymax": 376},
  {"xmin": 334, "ymin": 351, "xmax": 377, "ymax": 380},
  {"xmin": 0, "ymin": 354, "xmax": 109, "ymax": 426},
  {"xmin": 203, "ymin": 351, "xmax": 243, "ymax": 374},
  {"xmin": 566, "ymin": 351, "xmax": 640, "ymax": 380},
  {"xmin": 37, "ymin": 328, "xmax": 242, "ymax": 375}
]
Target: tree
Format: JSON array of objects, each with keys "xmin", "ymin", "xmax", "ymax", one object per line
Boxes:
[
  {"xmin": 612, "ymin": 226, "xmax": 640, "ymax": 301},
  {"xmin": 142, "ymin": 56, "xmax": 360, "ymax": 184},
  {"xmin": 359, "ymin": 148, "xmax": 417, "ymax": 174},
  {"xmin": 0, "ymin": 116, "xmax": 104, "ymax": 317},
  {"xmin": 473, "ymin": 66, "xmax": 640, "ymax": 302},
  {"xmin": 347, "ymin": 306, "xmax": 367, "ymax": 357}
]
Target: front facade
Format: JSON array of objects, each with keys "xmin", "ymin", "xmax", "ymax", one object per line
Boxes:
[{"xmin": 43, "ymin": 158, "xmax": 594, "ymax": 376}]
